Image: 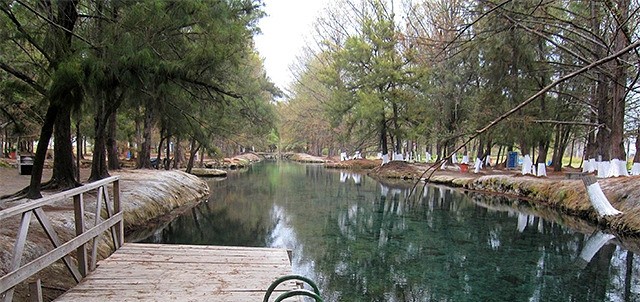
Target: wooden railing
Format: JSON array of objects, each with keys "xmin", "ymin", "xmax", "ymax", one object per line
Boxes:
[{"xmin": 0, "ymin": 176, "xmax": 123, "ymax": 302}]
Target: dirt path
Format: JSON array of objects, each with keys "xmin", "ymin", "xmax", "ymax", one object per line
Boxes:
[{"xmin": 0, "ymin": 164, "xmax": 92, "ymax": 198}]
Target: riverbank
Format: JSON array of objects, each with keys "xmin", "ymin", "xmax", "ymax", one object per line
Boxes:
[
  {"xmin": 367, "ymin": 160, "xmax": 640, "ymax": 237},
  {"xmin": 249, "ymin": 152, "xmax": 640, "ymax": 236},
  {"xmin": 0, "ymin": 167, "xmax": 209, "ymax": 301}
]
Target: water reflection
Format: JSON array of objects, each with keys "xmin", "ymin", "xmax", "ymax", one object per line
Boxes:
[{"xmin": 141, "ymin": 162, "xmax": 640, "ymax": 302}]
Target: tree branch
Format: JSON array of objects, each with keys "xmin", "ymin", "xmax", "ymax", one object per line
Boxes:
[
  {"xmin": 15, "ymin": 0, "xmax": 96, "ymax": 48},
  {"xmin": 0, "ymin": 61, "xmax": 48, "ymax": 96},
  {"xmin": 533, "ymin": 120, "xmax": 603, "ymax": 127},
  {"xmin": 0, "ymin": 6, "xmax": 52, "ymax": 63}
]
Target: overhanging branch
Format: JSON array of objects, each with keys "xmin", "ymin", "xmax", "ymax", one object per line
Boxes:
[
  {"xmin": 533, "ymin": 120, "xmax": 602, "ymax": 127},
  {"xmin": 0, "ymin": 61, "xmax": 48, "ymax": 96},
  {"xmin": 15, "ymin": 0, "xmax": 96, "ymax": 48}
]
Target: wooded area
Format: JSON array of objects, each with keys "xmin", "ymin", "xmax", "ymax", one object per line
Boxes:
[
  {"xmin": 279, "ymin": 0, "xmax": 640, "ymax": 175},
  {"xmin": 1, "ymin": 0, "xmax": 640, "ymax": 199},
  {"xmin": 0, "ymin": 0, "xmax": 278, "ymax": 198}
]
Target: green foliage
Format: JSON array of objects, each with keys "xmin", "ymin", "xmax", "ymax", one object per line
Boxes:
[
  {"xmin": 49, "ymin": 59, "xmax": 84, "ymax": 110},
  {"xmin": 313, "ymin": 1, "xmax": 417, "ymax": 155},
  {"xmin": 2, "ymin": 0, "xmax": 638, "ymax": 163}
]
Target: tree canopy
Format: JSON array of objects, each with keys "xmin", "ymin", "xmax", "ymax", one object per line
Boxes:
[
  {"xmin": 280, "ymin": 0, "xmax": 640, "ymax": 170},
  {"xmin": 0, "ymin": 0, "xmax": 278, "ymax": 198}
]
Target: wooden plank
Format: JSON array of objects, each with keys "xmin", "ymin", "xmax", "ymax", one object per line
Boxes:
[
  {"xmin": 54, "ymin": 244, "xmax": 297, "ymax": 302},
  {"xmin": 3, "ymin": 211, "xmax": 33, "ymax": 302},
  {"xmin": 121, "ymin": 243, "xmax": 286, "ymax": 252},
  {"xmin": 78, "ymin": 267, "xmax": 292, "ymax": 281},
  {"xmin": 90, "ymin": 188, "xmax": 102, "ymax": 272},
  {"xmin": 0, "ymin": 213, "xmax": 122, "ymax": 293},
  {"xmin": 73, "ymin": 194, "xmax": 88, "ymax": 277},
  {"xmin": 112, "ymin": 180, "xmax": 123, "ymax": 248},
  {"xmin": 106, "ymin": 246, "xmax": 288, "ymax": 255},
  {"xmin": 59, "ymin": 279, "xmax": 293, "ymax": 291},
  {"xmin": 104, "ymin": 252, "xmax": 289, "ymax": 262},
  {"xmin": 0, "ymin": 176, "xmax": 119, "ymax": 221},
  {"xmin": 105, "ymin": 248, "xmax": 288, "ymax": 257},
  {"xmin": 57, "ymin": 290, "xmax": 292, "ymax": 302},
  {"xmin": 101, "ymin": 186, "xmax": 119, "ymax": 249},
  {"xmin": 96, "ymin": 260, "xmax": 289, "ymax": 270}
]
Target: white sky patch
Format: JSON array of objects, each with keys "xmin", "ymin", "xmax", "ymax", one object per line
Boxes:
[{"xmin": 254, "ymin": 0, "xmax": 330, "ymax": 92}]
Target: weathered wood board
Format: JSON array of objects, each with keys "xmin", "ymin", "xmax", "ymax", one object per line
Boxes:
[{"xmin": 54, "ymin": 243, "xmax": 297, "ymax": 302}]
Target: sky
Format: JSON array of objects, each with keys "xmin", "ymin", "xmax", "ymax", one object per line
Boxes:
[{"xmin": 253, "ymin": 0, "xmax": 331, "ymax": 93}]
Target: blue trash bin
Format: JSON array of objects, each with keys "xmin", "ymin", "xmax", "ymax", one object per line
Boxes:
[{"xmin": 507, "ymin": 152, "xmax": 518, "ymax": 169}]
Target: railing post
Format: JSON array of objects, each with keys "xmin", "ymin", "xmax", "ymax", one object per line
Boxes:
[
  {"xmin": 113, "ymin": 179, "xmax": 124, "ymax": 247},
  {"xmin": 73, "ymin": 194, "xmax": 88, "ymax": 277},
  {"xmin": 3, "ymin": 211, "xmax": 33, "ymax": 302},
  {"xmin": 28, "ymin": 279, "xmax": 42, "ymax": 302}
]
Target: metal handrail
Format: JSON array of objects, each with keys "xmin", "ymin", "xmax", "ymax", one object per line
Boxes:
[
  {"xmin": 274, "ymin": 289, "xmax": 323, "ymax": 302},
  {"xmin": 263, "ymin": 275, "xmax": 322, "ymax": 302}
]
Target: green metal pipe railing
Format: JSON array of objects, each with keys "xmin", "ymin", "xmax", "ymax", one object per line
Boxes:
[{"xmin": 263, "ymin": 275, "xmax": 322, "ymax": 302}]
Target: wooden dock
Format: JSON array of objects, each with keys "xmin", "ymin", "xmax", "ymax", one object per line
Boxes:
[{"xmin": 54, "ymin": 243, "xmax": 297, "ymax": 301}]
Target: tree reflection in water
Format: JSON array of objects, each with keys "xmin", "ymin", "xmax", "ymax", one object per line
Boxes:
[{"xmin": 141, "ymin": 162, "xmax": 640, "ymax": 302}]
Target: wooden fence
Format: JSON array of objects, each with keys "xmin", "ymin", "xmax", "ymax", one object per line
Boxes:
[{"xmin": 0, "ymin": 176, "xmax": 123, "ymax": 302}]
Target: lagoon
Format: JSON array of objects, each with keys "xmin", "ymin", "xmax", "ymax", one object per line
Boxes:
[{"xmin": 142, "ymin": 162, "xmax": 640, "ymax": 302}]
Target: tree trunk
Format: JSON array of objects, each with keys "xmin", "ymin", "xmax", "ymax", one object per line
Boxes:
[
  {"xmin": 165, "ymin": 130, "xmax": 171, "ymax": 170},
  {"xmin": 609, "ymin": 0, "xmax": 630, "ymax": 160},
  {"xmin": 476, "ymin": 137, "xmax": 485, "ymax": 160},
  {"xmin": 592, "ymin": 1, "xmax": 612, "ymax": 162},
  {"xmin": 536, "ymin": 139, "xmax": 549, "ymax": 165},
  {"xmin": 185, "ymin": 137, "xmax": 200, "ymax": 174},
  {"xmin": 89, "ymin": 97, "xmax": 109, "ymax": 181},
  {"xmin": 48, "ymin": 106, "xmax": 79, "ymax": 190},
  {"xmin": 484, "ymin": 139, "xmax": 492, "ymax": 165},
  {"xmin": 156, "ymin": 133, "xmax": 165, "ymax": 169},
  {"xmin": 75, "ymin": 119, "xmax": 81, "ymax": 182},
  {"xmin": 633, "ymin": 130, "xmax": 640, "ymax": 163},
  {"xmin": 567, "ymin": 136, "xmax": 576, "ymax": 167},
  {"xmin": 173, "ymin": 136, "xmax": 183, "ymax": 169},
  {"xmin": 27, "ymin": 105, "xmax": 58, "ymax": 199},
  {"xmin": 134, "ymin": 115, "xmax": 142, "ymax": 160},
  {"xmin": 495, "ymin": 145, "xmax": 503, "ymax": 167},
  {"xmin": 551, "ymin": 126, "xmax": 562, "ymax": 171},
  {"xmin": 392, "ymin": 102, "xmax": 401, "ymax": 155},
  {"xmin": 107, "ymin": 107, "xmax": 119, "ymax": 170},
  {"xmin": 380, "ymin": 114, "xmax": 389, "ymax": 160},
  {"xmin": 554, "ymin": 125, "xmax": 571, "ymax": 171},
  {"xmin": 520, "ymin": 140, "xmax": 530, "ymax": 156},
  {"xmin": 29, "ymin": 0, "xmax": 80, "ymax": 193},
  {"xmin": 137, "ymin": 102, "xmax": 154, "ymax": 169}
]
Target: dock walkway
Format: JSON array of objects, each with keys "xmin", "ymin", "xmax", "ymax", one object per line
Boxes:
[{"xmin": 54, "ymin": 243, "xmax": 296, "ymax": 301}]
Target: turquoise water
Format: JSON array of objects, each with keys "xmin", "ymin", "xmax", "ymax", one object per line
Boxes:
[{"xmin": 142, "ymin": 162, "xmax": 640, "ymax": 301}]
